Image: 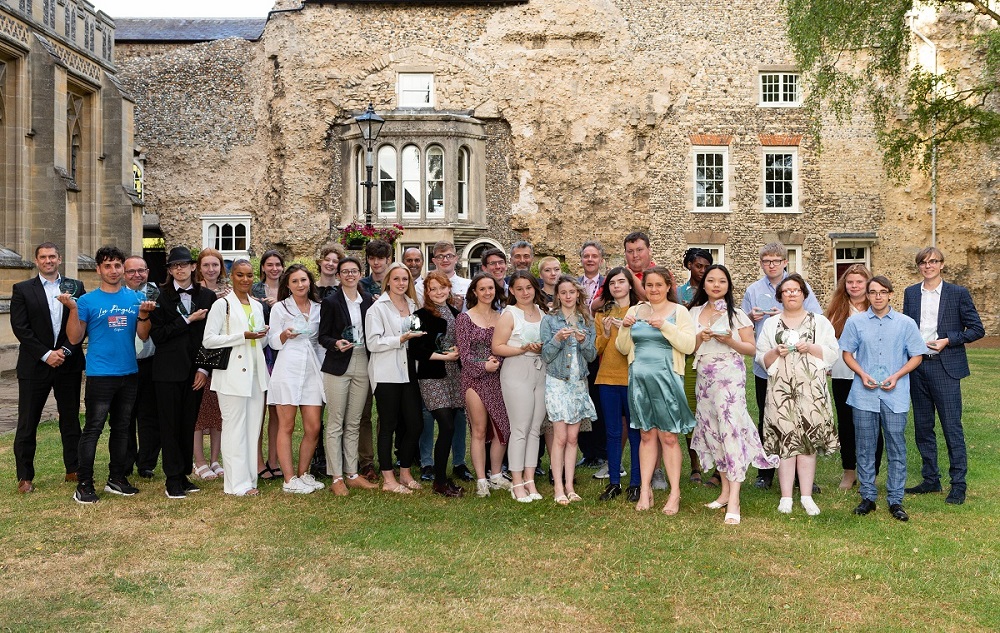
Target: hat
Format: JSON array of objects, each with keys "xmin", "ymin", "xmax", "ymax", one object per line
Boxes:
[{"xmin": 166, "ymin": 246, "xmax": 195, "ymax": 265}]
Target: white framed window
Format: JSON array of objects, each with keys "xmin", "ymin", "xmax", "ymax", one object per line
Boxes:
[
  {"xmin": 401, "ymin": 144, "xmax": 421, "ymax": 216},
  {"xmin": 762, "ymin": 149, "xmax": 799, "ymax": 213},
  {"xmin": 688, "ymin": 244, "xmax": 725, "ymax": 267},
  {"xmin": 457, "ymin": 146, "xmax": 470, "ymax": 218},
  {"xmin": 759, "ymin": 72, "xmax": 801, "ymax": 106},
  {"xmin": 692, "ymin": 147, "xmax": 729, "ymax": 213},
  {"xmin": 785, "ymin": 245, "xmax": 802, "ymax": 275},
  {"xmin": 202, "ymin": 216, "xmax": 250, "ymax": 260},
  {"xmin": 398, "ymin": 73, "xmax": 434, "ymax": 108},
  {"xmin": 461, "ymin": 238, "xmax": 504, "ymax": 278},
  {"xmin": 425, "ymin": 145, "xmax": 444, "ymax": 218},
  {"xmin": 834, "ymin": 243, "xmax": 871, "ymax": 281},
  {"xmin": 377, "ymin": 145, "xmax": 397, "ymax": 217}
]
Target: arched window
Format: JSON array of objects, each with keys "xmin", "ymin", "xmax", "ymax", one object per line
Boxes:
[
  {"xmin": 461, "ymin": 238, "xmax": 504, "ymax": 278},
  {"xmin": 426, "ymin": 145, "xmax": 444, "ymax": 218},
  {"xmin": 458, "ymin": 147, "xmax": 470, "ymax": 218},
  {"xmin": 67, "ymin": 94, "xmax": 83, "ymax": 182},
  {"xmin": 401, "ymin": 145, "xmax": 420, "ymax": 216},
  {"xmin": 378, "ymin": 145, "xmax": 397, "ymax": 217},
  {"xmin": 203, "ymin": 216, "xmax": 251, "ymax": 259}
]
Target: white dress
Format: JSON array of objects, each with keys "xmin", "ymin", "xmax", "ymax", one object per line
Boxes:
[{"xmin": 266, "ymin": 297, "xmax": 326, "ymax": 406}]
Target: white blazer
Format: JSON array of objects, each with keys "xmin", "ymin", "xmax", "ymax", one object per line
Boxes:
[
  {"xmin": 202, "ymin": 292, "xmax": 270, "ymax": 397},
  {"xmin": 365, "ymin": 292, "xmax": 416, "ymax": 390}
]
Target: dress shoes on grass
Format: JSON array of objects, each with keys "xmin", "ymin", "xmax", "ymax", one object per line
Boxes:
[{"xmin": 905, "ymin": 481, "xmax": 942, "ymax": 494}]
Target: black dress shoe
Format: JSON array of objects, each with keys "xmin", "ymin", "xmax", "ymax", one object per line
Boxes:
[
  {"xmin": 432, "ymin": 480, "xmax": 463, "ymax": 498},
  {"xmin": 889, "ymin": 504, "xmax": 909, "ymax": 521},
  {"xmin": 599, "ymin": 483, "xmax": 622, "ymax": 501},
  {"xmin": 853, "ymin": 499, "xmax": 877, "ymax": 515},
  {"xmin": 753, "ymin": 476, "xmax": 772, "ymax": 490},
  {"xmin": 945, "ymin": 488, "xmax": 966, "ymax": 505},
  {"xmin": 905, "ymin": 481, "xmax": 942, "ymax": 494},
  {"xmin": 812, "ymin": 483, "xmax": 821, "ymax": 494},
  {"xmin": 626, "ymin": 486, "xmax": 642, "ymax": 502},
  {"xmin": 137, "ymin": 469, "xmax": 155, "ymax": 480},
  {"xmin": 452, "ymin": 464, "xmax": 475, "ymax": 482},
  {"xmin": 420, "ymin": 465, "xmax": 435, "ymax": 481}
]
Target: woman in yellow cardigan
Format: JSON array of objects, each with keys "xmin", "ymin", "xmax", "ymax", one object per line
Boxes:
[{"xmin": 616, "ymin": 266, "xmax": 695, "ymax": 514}]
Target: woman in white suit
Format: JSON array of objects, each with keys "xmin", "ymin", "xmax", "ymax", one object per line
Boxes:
[{"xmin": 203, "ymin": 259, "xmax": 270, "ymax": 496}]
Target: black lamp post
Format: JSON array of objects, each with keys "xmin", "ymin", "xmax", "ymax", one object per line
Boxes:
[{"xmin": 354, "ymin": 102, "xmax": 385, "ymax": 230}]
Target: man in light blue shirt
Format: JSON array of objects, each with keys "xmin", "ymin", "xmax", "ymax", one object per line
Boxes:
[
  {"xmin": 840, "ymin": 276, "xmax": 926, "ymax": 522},
  {"xmin": 740, "ymin": 242, "xmax": 821, "ymax": 489}
]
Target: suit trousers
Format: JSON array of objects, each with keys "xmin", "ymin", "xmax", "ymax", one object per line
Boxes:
[
  {"xmin": 910, "ymin": 357, "xmax": 967, "ymax": 489},
  {"xmin": 578, "ymin": 358, "xmax": 607, "ymax": 462},
  {"xmin": 14, "ymin": 370, "xmax": 83, "ymax": 481},
  {"xmin": 374, "ymin": 382, "xmax": 423, "ymax": 471},
  {"xmin": 500, "ymin": 354, "xmax": 546, "ymax": 471},
  {"xmin": 78, "ymin": 374, "xmax": 138, "ymax": 484},
  {"xmin": 322, "ymin": 348, "xmax": 370, "ymax": 477},
  {"xmin": 218, "ymin": 381, "xmax": 266, "ymax": 495},
  {"xmin": 126, "ymin": 358, "xmax": 160, "ymax": 474},
  {"xmin": 599, "ymin": 384, "xmax": 641, "ymax": 487},
  {"xmin": 155, "ymin": 375, "xmax": 204, "ymax": 488}
]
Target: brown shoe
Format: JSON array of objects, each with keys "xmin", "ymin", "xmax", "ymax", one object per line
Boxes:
[
  {"xmin": 360, "ymin": 464, "xmax": 378, "ymax": 483},
  {"xmin": 65, "ymin": 472, "xmax": 78, "ymax": 482},
  {"xmin": 330, "ymin": 477, "xmax": 349, "ymax": 496},
  {"xmin": 18, "ymin": 480, "xmax": 34, "ymax": 493},
  {"xmin": 345, "ymin": 474, "xmax": 377, "ymax": 490}
]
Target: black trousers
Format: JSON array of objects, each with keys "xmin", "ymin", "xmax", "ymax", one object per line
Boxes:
[
  {"xmin": 578, "ymin": 359, "xmax": 607, "ymax": 462},
  {"xmin": 155, "ymin": 374, "xmax": 204, "ymax": 488},
  {"xmin": 14, "ymin": 370, "xmax": 83, "ymax": 481},
  {"xmin": 374, "ymin": 382, "xmax": 423, "ymax": 472},
  {"xmin": 126, "ymin": 358, "xmax": 160, "ymax": 474},
  {"xmin": 430, "ymin": 407, "xmax": 458, "ymax": 483},
  {"xmin": 754, "ymin": 376, "xmax": 774, "ymax": 480},
  {"xmin": 831, "ymin": 378, "xmax": 884, "ymax": 473}
]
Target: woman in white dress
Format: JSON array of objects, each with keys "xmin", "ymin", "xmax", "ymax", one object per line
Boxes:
[{"xmin": 267, "ymin": 264, "xmax": 327, "ymax": 494}]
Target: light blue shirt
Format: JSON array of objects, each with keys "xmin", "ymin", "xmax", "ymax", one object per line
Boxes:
[
  {"xmin": 839, "ymin": 307, "xmax": 927, "ymax": 414},
  {"xmin": 741, "ymin": 273, "xmax": 822, "ymax": 379}
]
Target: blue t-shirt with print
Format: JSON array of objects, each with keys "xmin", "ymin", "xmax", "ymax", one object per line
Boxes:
[{"xmin": 77, "ymin": 286, "xmax": 141, "ymax": 376}]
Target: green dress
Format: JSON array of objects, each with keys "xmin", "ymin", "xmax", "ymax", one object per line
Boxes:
[{"xmin": 628, "ymin": 318, "xmax": 696, "ymax": 434}]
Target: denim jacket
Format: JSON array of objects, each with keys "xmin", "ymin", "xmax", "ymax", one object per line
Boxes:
[{"xmin": 540, "ymin": 312, "xmax": 597, "ymax": 380}]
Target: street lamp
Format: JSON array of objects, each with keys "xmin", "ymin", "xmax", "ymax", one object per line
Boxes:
[{"xmin": 354, "ymin": 102, "xmax": 385, "ymax": 230}]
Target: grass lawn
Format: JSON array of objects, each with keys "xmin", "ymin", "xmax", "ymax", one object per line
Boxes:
[{"xmin": 1, "ymin": 350, "xmax": 998, "ymax": 631}]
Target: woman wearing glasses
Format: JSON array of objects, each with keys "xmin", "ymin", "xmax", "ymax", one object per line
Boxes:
[{"xmin": 756, "ymin": 274, "xmax": 839, "ymax": 516}]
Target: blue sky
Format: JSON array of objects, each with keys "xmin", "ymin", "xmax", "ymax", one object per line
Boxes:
[{"xmin": 91, "ymin": 1, "xmax": 275, "ymax": 18}]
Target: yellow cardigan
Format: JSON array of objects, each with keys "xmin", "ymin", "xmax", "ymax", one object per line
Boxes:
[{"xmin": 614, "ymin": 304, "xmax": 695, "ymax": 376}]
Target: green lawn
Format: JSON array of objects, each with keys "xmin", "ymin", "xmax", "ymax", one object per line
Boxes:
[{"xmin": 1, "ymin": 351, "xmax": 998, "ymax": 631}]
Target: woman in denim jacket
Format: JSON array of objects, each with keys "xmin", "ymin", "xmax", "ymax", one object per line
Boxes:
[{"xmin": 541, "ymin": 275, "xmax": 598, "ymax": 505}]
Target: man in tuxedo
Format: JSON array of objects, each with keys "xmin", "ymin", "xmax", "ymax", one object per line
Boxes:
[
  {"xmin": 902, "ymin": 247, "xmax": 984, "ymax": 505},
  {"xmin": 149, "ymin": 246, "xmax": 217, "ymax": 499},
  {"xmin": 123, "ymin": 256, "xmax": 159, "ymax": 479},
  {"xmin": 11, "ymin": 242, "xmax": 86, "ymax": 492}
]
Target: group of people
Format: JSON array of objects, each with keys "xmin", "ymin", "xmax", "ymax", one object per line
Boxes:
[{"xmin": 11, "ymin": 234, "xmax": 983, "ymax": 525}]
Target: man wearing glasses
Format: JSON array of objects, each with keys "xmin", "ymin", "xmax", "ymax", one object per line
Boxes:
[
  {"xmin": 902, "ymin": 247, "xmax": 984, "ymax": 505},
  {"xmin": 480, "ymin": 247, "xmax": 509, "ymax": 293},
  {"xmin": 741, "ymin": 242, "xmax": 821, "ymax": 490},
  {"xmin": 430, "ymin": 241, "xmax": 471, "ymax": 306},
  {"xmin": 123, "ymin": 256, "xmax": 160, "ymax": 479},
  {"xmin": 840, "ymin": 276, "xmax": 926, "ymax": 522}
]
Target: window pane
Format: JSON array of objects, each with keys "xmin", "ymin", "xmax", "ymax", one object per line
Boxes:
[
  {"xmin": 764, "ymin": 153, "xmax": 794, "ymax": 208},
  {"xmin": 458, "ymin": 148, "xmax": 469, "ymax": 216},
  {"xmin": 234, "ymin": 223, "xmax": 247, "ymax": 251},
  {"xmin": 694, "ymin": 152, "xmax": 725, "ymax": 209},
  {"xmin": 402, "ymin": 145, "xmax": 420, "ymax": 215},
  {"xmin": 426, "ymin": 146, "xmax": 444, "ymax": 215},
  {"xmin": 761, "ymin": 74, "xmax": 779, "ymax": 102},
  {"xmin": 378, "ymin": 146, "xmax": 397, "ymax": 216}
]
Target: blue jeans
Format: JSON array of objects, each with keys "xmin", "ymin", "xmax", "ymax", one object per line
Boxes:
[
  {"xmin": 419, "ymin": 406, "xmax": 468, "ymax": 468},
  {"xmin": 599, "ymin": 385, "xmax": 640, "ymax": 487},
  {"xmin": 78, "ymin": 374, "xmax": 139, "ymax": 484},
  {"xmin": 854, "ymin": 401, "xmax": 908, "ymax": 506}
]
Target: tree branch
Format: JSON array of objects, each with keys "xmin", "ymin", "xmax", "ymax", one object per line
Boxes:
[{"xmin": 966, "ymin": 0, "xmax": 1000, "ymax": 24}]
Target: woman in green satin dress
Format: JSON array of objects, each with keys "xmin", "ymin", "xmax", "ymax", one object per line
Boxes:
[{"xmin": 616, "ymin": 267, "xmax": 696, "ymax": 515}]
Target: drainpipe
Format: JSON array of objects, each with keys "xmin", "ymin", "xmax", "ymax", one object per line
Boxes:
[{"xmin": 907, "ymin": 10, "xmax": 939, "ymax": 247}]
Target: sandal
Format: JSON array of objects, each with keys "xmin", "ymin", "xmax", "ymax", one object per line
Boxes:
[
  {"xmin": 243, "ymin": 488, "xmax": 261, "ymax": 497},
  {"xmin": 689, "ymin": 471, "xmax": 703, "ymax": 484},
  {"xmin": 210, "ymin": 462, "xmax": 225, "ymax": 478},
  {"xmin": 567, "ymin": 492, "xmax": 583, "ymax": 503},
  {"xmin": 554, "ymin": 494, "xmax": 569, "ymax": 506},
  {"xmin": 194, "ymin": 464, "xmax": 217, "ymax": 481},
  {"xmin": 383, "ymin": 483, "xmax": 412, "ymax": 494},
  {"xmin": 403, "ymin": 480, "xmax": 423, "ymax": 490},
  {"xmin": 724, "ymin": 512, "xmax": 741, "ymax": 525},
  {"xmin": 258, "ymin": 461, "xmax": 275, "ymax": 480},
  {"xmin": 269, "ymin": 463, "xmax": 284, "ymax": 479},
  {"xmin": 705, "ymin": 471, "xmax": 722, "ymax": 488},
  {"xmin": 704, "ymin": 500, "xmax": 727, "ymax": 510}
]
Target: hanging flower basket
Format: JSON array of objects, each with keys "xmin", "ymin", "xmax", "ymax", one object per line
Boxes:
[{"xmin": 338, "ymin": 222, "xmax": 404, "ymax": 250}]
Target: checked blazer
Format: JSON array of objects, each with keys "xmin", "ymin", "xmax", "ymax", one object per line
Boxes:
[{"xmin": 902, "ymin": 281, "xmax": 984, "ymax": 381}]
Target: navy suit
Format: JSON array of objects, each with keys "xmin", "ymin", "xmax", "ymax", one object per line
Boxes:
[
  {"xmin": 902, "ymin": 281, "xmax": 984, "ymax": 491},
  {"xmin": 10, "ymin": 276, "xmax": 86, "ymax": 482}
]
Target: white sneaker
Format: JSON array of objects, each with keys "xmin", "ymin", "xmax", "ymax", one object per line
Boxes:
[
  {"xmin": 778, "ymin": 497, "xmax": 793, "ymax": 514},
  {"xmin": 652, "ymin": 468, "xmax": 668, "ymax": 490},
  {"xmin": 489, "ymin": 474, "xmax": 513, "ymax": 491},
  {"xmin": 800, "ymin": 496, "xmax": 821, "ymax": 516},
  {"xmin": 282, "ymin": 476, "xmax": 314, "ymax": 494},
  {"xmin": 299, "ymin": 473, "xmax": 325, "ymax": 491},
  {"xmin": 592, "ymin": 464, "xmax": 610, "ymax": 479},
  {"xmin": 475, "ymin": 479, "xmax": 491, "ymax": 497}
]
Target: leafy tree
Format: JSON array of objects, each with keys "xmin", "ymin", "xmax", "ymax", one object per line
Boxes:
[{"xmin": 784, "ymin": 0, "xmax": 1000, "ymax": 179}]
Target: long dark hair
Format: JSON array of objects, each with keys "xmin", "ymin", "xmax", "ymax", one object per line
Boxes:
[
  {"xmin": 259, "ymin": 249, "xmax": 285, "ymax": 277},
  {"xmin": 506, "ymin": 270, "xmax": 548, "ymax": 311},
  {"xmin": 690, "ymin": 264, "xmax": 737, "ymax": 330},
  {"xmin": 277, "ymin": 263, "xmax": 319, "ymax": 302},
  {"xmin": 599, "ymin": 266, "xmax": 639, "ymax": 312},
  {"xmin": 465, "ymin": 273, "xmax": 504, "ymax": 311}
]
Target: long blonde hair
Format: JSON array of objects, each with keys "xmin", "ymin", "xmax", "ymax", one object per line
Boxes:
[
  {"xmin": 381, "ymin": 262, "xmax": 417, "ymax": 302},
  {"xmin": 550, "ymin": 274, "xmax": 593, "ymax": 325}
]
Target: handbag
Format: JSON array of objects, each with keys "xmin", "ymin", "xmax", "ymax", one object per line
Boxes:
[{"xmin": 194, "ymin": 300, "xmax": 232, "ymax": 370}]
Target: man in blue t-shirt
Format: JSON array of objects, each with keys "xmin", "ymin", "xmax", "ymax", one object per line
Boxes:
[{"xmin": 59, "ymin": 245, "xmax": 156, "ymax": 504}]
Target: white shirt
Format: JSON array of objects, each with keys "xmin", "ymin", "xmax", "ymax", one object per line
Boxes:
[
  {"xmin": 345, "ymin": 290, "xmax": 364, "ymax": 331},
  {"xmin": 174, "ymin": 281, "xmax": 193, "ymax": 315},
  {"xmin": 39, "ymin": 275, "xmax": 64, "ymax": 362},
  {"xmin": 413, "ymin": 276, "xmax": 425, "ymax": 306},
  {"xmin": 919, "ymin": 283, "xmax": 942, "ymax": 354}
]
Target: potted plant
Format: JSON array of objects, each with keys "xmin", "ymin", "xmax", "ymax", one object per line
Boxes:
[{"xmin": 338, "ymin": 221, "xmax": 404, "ymax": 250}]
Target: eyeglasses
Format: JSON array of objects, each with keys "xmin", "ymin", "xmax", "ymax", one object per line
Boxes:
[
  {"xmin": 761, "ymin": 259, "xmax": 786, "ymax": 267},
  {"xmin": 781, "ymin": 288, "xmax": 803, "ymax": 296},
  {"xmin": 339, "ymin": 269, "xmax": 361, "ymax": 276},
  {"xmin": 124, "ymin": 268, "xmax": 148, "ymax": 276},
  {"xmin": 167, "ymin": 262, "xmax": 192, "ymax": 270},
  {"xmin": 486, "ymin": 260, "xmax": 507, "ymax": 267},
  {"xmin": 867, "ymin": 290, "xmax": 891, "ymax": 297},
  {"xmin": 919, "ymin": 259, "xmax": 942, "ymax": 266},
  {"xmin": 434, "ymin": 253, "xmax": 457, "ymax": 261}
]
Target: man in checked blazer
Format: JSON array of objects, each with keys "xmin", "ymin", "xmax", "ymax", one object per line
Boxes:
[
  {"xmin": 10, "ymin": 242, "xmax": 86, "ymax": 493},
  {"xmin": 902, "ymin": 246, "xmax": 984, "ymax": 505}
]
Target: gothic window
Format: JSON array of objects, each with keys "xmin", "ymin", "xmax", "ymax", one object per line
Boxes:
[
  {"xmin": 132, "ymin": 162, "xmax": 144, "ymax": 202},
  {"xmin": 457, "ymin": 147, "xmax": 469, "ymax": 218},
  {"xmin": 203, "ymin": 217, "xmax": 251, "ymax": 259},
  {"xmin": 18, "ymin": 0, "xmax": 32, "ymax": 15},
  {"xmin": 43, "ymin": 0, "xmax": 55, "ymax": 27},
  {"xmin": 425, "ymin": 145, "xmax": 444, "ymax": 218},
  {"xmin": 378, "ymin": 145, "xmax": 397, "ymax": 217},
  {"xmin": 67, "ymin": 93, "xmax": 83, "ymax": 182},
  {"xmin": 84, "ymin": 18, "xmax": 89, "ymax": 49}
]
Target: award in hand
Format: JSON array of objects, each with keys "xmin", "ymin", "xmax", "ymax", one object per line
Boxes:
[
  {"xmin": 342, "ymin": 325, "xmax": 363, "ymax": 345},
  {"xmin": 634, "ymin": 303, "xmax": 654, "ymax": 322},
  {"xmin": 58, "ymin": 279, "xmax": 80, "ymax": 299}
]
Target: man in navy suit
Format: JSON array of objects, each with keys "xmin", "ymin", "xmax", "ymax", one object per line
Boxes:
[
  {"xmin": 11, "ymin": 242, "xmax": 86, "ymax": 492},
  {"xmin": 902, "ymin": 247, "xmax": 984, "ymax": 505}
]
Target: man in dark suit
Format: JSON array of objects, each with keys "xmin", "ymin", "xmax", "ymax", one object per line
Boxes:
[
  {"xmin": 902, "ymin": 247, "xmax": 984, "ymax": 505},
  {"xmin": 11, "ymin": 242, "xmax": 86, "ymax": 492},
  {"xmin": 149, "ymin": 246, "xmax": 218, "ymax": 499},
  {"xmin": 123, "ymin": 255, "xmax": 159, "ymax": 479},
  {"xmin": 578, "ymin": 241, "xmax": 607, "ymax": 470}
]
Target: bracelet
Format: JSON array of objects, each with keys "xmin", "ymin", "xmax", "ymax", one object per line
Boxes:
[{"xmin": 137, "ymin": 316, "xmax": 150, "ymax": 322}]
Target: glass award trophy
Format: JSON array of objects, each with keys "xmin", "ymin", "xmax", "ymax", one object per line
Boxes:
[
  {"xmin": 871, "ymin": 364, "xmax": 890, "ymax": 387},
  {"xmin": 435, "ymin": 333, "xmax": 456, "ymax": 353},
  {"xmin": 342, "ymin": 326, "xmax": 362, "ymax": 345},
  {"xmin": 403, "ymin": 314, "xmax": 423, "ymax": 333},
  {"xmin": 634, "ymin": 303, "xmax": 653, "ymax": 322},
  {"xmin": 290, "ymin": 313, "xmax": 309, "ymax": 335},
  {"xmin": 58, "ymin": 279, "xmax": 80, "ymax": 299},
  {"xmin": 709, "ymin": 314, "xmax": 731, "ymax": 336},
  {"xmin": 138, "ymin": 282, "xmax": 160, "ymax": 304},
  {"xmin": 755, "ymin": 293, "xmax": 778, "ymax": 316},
  {"xmin": 778, "ymin": 328, "xmax": 800, "ymax": 352}
]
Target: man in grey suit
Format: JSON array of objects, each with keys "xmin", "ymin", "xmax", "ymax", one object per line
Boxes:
[
  {"xmin": 10, "ymin": 242, "xmax": 85, "ymax": 492},
  {"xmin": 902, "ymin": 247, "xmax": 984, "ymax": 505}
]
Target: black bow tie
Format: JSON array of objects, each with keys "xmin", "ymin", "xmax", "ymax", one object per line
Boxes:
[{"xmin": 177, "ymin": 287, "xmax": 194, "ymax": 295}]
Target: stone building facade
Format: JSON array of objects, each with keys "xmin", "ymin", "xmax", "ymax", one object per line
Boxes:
[
  {"xmin": 114, "ymin": 0, "xmax": 997, "ymax": 331},
  {"xmin": 0, "ymin": 0, "xmax": 141, "ymax": 369}
]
